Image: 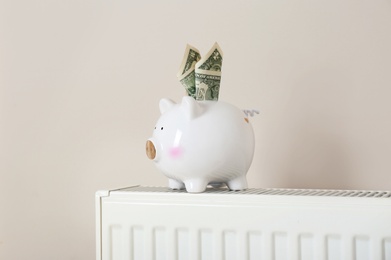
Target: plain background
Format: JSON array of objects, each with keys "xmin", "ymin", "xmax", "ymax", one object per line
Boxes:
[{"xmin": 1, "ymin": 0, "xmax": 391, "ymax": 259}]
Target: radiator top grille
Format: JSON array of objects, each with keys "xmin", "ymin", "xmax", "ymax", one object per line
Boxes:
[{"xmin": 119, "ymin": 186, "xmax": 391, "ymax": 198}]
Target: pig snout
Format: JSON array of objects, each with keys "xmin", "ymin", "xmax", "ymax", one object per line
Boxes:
[{"xmin": 146, "ymin": 140, "xmax": 156, "ymax": 160}]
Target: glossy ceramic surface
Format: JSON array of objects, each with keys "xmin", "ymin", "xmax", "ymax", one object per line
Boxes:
[{"xmin": 147, "ymin": 96, "xmax": 255, "ymax": 193}]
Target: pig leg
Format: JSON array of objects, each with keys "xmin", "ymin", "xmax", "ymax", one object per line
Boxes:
[
  {"xmin": 227, "ymin": 176, "xmax": 248, "ymax": 191},
  {"xmin": 184, "ymin": 179, "xmax": 208, "ymax": 193},
  {"xmin": 168, "ymin": 179, "xmax": 185, "ymax": 190}
]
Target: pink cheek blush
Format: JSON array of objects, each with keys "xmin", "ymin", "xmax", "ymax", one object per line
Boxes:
[{"xmin": 169, "ymin": 147, "xmax": 183, "ymax": 159}]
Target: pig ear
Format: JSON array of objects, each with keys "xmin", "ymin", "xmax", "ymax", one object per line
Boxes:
[
  {"xmin": 159, "ymin": 98, "xmax": 176, "ymax": 114},
  {"xmin": 181, "ymin": 96, "xmax": 201, "ymax": 120}
]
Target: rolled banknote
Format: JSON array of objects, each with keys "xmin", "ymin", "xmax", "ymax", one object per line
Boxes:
[
  {"xmin": 177, "ymin": 44, "xmax": 201, "ymax": 98},
  {"xmin": 195, "ymin": 42, "xmax": 223, "ymax": 101}
]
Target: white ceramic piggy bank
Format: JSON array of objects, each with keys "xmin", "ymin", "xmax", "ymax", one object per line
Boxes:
[{"xmin": 146, "ymin": 96, "xmax": 255, "ymax": 193}]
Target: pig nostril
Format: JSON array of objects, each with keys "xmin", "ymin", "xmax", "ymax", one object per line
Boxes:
[{"xmin": 146, "ymin": 140, "xmax": 156, "ymax": 160}]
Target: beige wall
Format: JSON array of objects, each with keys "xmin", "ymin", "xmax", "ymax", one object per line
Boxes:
[{"xmin": 1, "ymin": 0, "xmax": 391, "ymax": 259}]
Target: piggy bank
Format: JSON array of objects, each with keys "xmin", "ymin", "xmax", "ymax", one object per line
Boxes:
[{"xmin": 146, "ymin": 96, "xmax": 255, "ymax": 193}]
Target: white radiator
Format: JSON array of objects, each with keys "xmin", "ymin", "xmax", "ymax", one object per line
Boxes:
[{"xmin": 96, "ymin": 186, "xmax": 391, "ymax": 260}]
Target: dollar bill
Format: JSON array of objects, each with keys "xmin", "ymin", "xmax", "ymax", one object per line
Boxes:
[
  {"xmin": 177, "ymin": 44, "xmax": 201, "ymax": 98},
  {"xmin": 195, "ymin": 42, "xmax": 223, "ymax": 101}
]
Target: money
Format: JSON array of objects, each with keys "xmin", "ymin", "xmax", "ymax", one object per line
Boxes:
[
  {"xmin": 195, "ymin": 43, "xmax": 223, "ymax": 101},
  {"xmin": 177, "ymin": 45, "xmax": 201, "ymax": 99},
  {"xmin": 177, "ymin": 43, "xmax": 223, "ymax": 101}
]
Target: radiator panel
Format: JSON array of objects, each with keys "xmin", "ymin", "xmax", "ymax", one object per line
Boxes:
[{"xmin": 96, "ymin": 186, "xmax": 391, "ymax": 260}]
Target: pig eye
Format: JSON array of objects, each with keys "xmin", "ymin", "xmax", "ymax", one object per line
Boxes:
[{"xmin": 160, "ymin": 127, "xmax": 164, "ymax": 130}]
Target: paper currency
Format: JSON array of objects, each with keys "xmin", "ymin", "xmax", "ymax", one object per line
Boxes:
[
  {"xmin": 177, "ymin": 45, "xmax": 201, "ymax": 99},
  {"xmin": 177, "ymin": 43, "xmax": 223, "ymax": 101},
  {"xmin": 195, "ymin": 43, "xmax": 223, "ymax": 101}
]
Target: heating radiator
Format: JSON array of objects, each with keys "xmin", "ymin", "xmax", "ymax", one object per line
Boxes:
[{"xmin": 96, "ymin": 186, "xmax": 391, "ymax": 260}]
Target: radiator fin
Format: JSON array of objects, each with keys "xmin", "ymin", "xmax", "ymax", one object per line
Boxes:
[
  {"xmin": 354, "ymin": 236, "xmax": 370, "ymax": 260},
  {"xmin": 384, "ymin": 238, "xmax": 391, "ymax": 259},
  {"xmin": 200, "ymin": 229, "xmax": 213, "ymax": 260},
  {"xmin": 109, "ymin": 225, "xmax": 122, "ymax": 260},
  {"xmin": 299, "ymin": 234, "xmax": 314, "ymax": 260},
  {"xmin": 153, "ymin": 228, "xmax": 166, "ymax": 260},
  {"xmin": 176, "ymin": 228, "xmax": 189, "ymax": 260},
  {"xmin": 131, "ymin": 226, "xmax": 144, "ymax": 260},
  {"xmin": 248, "ymin": 231, "xmax": 262, "ymax": 260},
  {"xmin": 223, "ymin": 231, "xmax": 236, "ymax": 260},
  {"xmin": 326, "ymin": 235, "xmax": 341, "ymax": 260},
  {"xmin": 273, "ymin": 232, "xmax": 288, "ymax": 260},
  {"xmin": 119, "ymin": 186, "xmax": 391, "ymax": 198}
]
